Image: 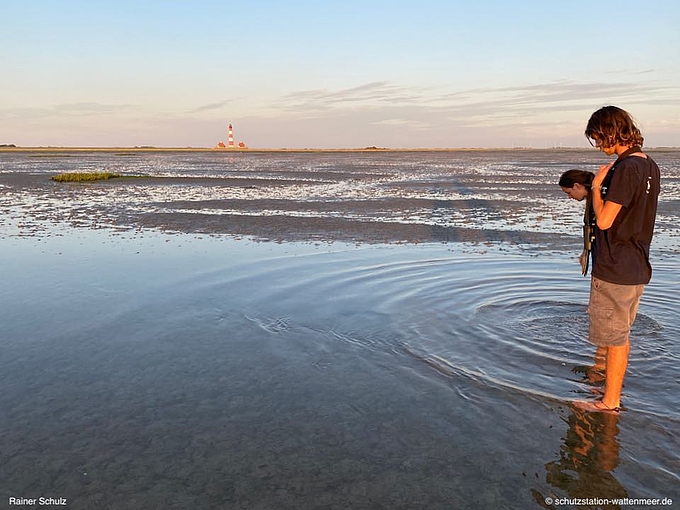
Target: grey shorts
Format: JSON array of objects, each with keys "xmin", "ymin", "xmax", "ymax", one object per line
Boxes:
[{"xmin": 587, "ymin": 276, "xmax": 645, "ymax": 347}]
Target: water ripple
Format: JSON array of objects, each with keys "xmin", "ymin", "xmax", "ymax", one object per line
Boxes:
[{"xmin": 176, "ymin": 246, "xmax": 679, "ymax": 424}]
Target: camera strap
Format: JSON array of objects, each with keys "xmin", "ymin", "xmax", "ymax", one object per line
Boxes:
[{"xmin": 581, "ymin": 193, "xmax": 595, "ymax": 276}]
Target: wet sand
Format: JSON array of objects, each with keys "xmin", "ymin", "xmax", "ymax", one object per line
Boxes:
[
  {"xmin": 3, "ymin": 150, "xmax": 679, "ymax": 250},
  {"xmin": 1, "ymin": 151, "xmax": 678, "ymax": 509},
  {"xmin": 0, "ymin": 155, "xmax": 590, "ymax": 248}
]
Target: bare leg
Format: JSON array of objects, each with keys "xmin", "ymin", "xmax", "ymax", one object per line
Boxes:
[{"xmin": 602, "ymin": 339, "xmax": 630, "ymax": 409}]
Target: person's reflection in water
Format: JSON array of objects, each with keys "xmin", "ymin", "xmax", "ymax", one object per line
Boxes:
[{"xmin": 540, "ymin": 405, "xmax": 627, "ymax": 506}]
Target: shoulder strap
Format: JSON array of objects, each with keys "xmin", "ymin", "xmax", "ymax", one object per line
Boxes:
[
  {"xmin": 615, "ymin": 145, "xmax": 643, "ymax": 163},
  {"xmin": 581, "ymin": 192, "xmax": 595, "ymax": 276},
  {"xmin": 600, "ymin": 145, "xmax": 643, "ymax": 195}
]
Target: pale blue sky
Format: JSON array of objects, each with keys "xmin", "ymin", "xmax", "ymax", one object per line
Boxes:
[{"xmin": 2, "ymin": 0, "xmax": 679, "ymax": 148}]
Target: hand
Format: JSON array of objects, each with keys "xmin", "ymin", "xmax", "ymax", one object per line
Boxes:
[
  {"xmin": 593, "ymin": 161, "xmax": 614, "ymax": 188},
  {"xmin": 579, "ymin": 251, "xmax": 588, "ymax": 276}
]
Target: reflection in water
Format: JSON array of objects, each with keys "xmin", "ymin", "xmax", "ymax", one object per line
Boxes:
[{"xmin": 536, "ymin": 406, "xmax": 627, "ymax": 509}]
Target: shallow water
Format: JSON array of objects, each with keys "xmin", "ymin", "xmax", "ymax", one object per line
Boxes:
[{"xmin": 0, "ymin": 151, "xmax": 679, "ymax": 509}]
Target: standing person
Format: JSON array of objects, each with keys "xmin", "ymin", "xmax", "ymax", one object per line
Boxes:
[{"xmin": 576, "ymin": 106, "xmax": 660, "ymax": 413}]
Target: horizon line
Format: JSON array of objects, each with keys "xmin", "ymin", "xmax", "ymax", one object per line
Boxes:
[{"xmin": 2, "ymin": 145, "xmax": 679, "ymax": 152}]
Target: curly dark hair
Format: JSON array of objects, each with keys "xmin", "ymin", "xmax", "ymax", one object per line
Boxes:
[{"xmin": 585, "ymin": 106, "xmax": 644, "ymax": 148}]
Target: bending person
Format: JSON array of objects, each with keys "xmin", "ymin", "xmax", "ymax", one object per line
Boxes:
[{"xmin": 559, "ymin": 169, "xmax": 595, "ymax": 276}]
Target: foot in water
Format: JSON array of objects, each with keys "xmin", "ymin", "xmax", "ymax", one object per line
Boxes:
[{"xmin": 573, "ymin": 399, "xmax": 621, "ymax": 414}]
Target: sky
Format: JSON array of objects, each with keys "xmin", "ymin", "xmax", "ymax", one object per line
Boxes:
[{"xmin": 2, "ymin": 0, "xmax": 679, "ymax": 148}]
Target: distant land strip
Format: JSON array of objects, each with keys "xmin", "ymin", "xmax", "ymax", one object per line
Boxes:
[
  {"xmin": 1, "ymin": 146, "xmax": 678, "ymax": 153},
  {"xmin": 0, "ymin": 146, "xmax": 613, "ymax": 153}
]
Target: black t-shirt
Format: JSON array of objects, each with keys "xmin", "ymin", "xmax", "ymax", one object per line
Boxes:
[{"xmin": 591, "ymin": 154, "xmax": 661, "ymax": 285}]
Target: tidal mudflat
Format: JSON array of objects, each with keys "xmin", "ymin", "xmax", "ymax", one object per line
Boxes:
[{"xmin": 1, "ymin": 150, "xmax": 678, "ymax": 509}]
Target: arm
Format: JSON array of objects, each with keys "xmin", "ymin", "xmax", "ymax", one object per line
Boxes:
[{"xmin": 591, "ymin": 162, "xmax": 623, "ymax": 230}]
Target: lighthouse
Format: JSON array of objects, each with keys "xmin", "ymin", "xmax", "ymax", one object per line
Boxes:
[{"xmin": 214, "ymin": 123, "xmax": 247, "ymax": 149}]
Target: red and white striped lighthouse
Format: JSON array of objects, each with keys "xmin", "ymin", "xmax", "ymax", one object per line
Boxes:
[{"xmin": 228, "ymin": 124, "xmax": 235, "ymax": 148}]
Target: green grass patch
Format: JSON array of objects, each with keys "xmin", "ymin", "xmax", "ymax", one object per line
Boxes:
[{"xmin": 52, "ymin": 172, "xmax": 122, "ymax": 182}]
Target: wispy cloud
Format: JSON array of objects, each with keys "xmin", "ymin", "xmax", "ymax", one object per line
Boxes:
[
  {"xmin": 255, "ymin": 79, "xmax": 680, "ymax": 146},
  {"xmin": 274, "ymin": 79, "xmax": 679, "ymax": 123},
  {"xmin": 52, "ymin": 102, "xmax": 133, "ymax": 114},
  {"xmin": 276, "ymin": 81, "xmax": 429, "ymax": 112},
  {"xmin": 188, "ymin": 100, "xmax": 231, "ymax": 113},
  {"xmin": 605, "ymin": 68, "xmax": 657, "ymax": 75},
  {"xmin": 0, "ymin": 102, "xmax": 133, "ymax": 121},
  {"xmin": 432, "ymin": 80, "xmax": 680, "ymax": 129},
  {"xmin": 4, "ymin": 80, "xmax": 677, "ymax": 148},
  {"xmin": 370, "ymin": 118, "xmax": 433, "ymax": 130},
  {"xmin": 437, "ymin": 80, "xmax": 674, "ymax": 108}
]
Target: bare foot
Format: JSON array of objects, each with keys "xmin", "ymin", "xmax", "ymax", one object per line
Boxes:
[{"xmin": 573, "ymin": 399, "xmax": 621, "ymax": 414}]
